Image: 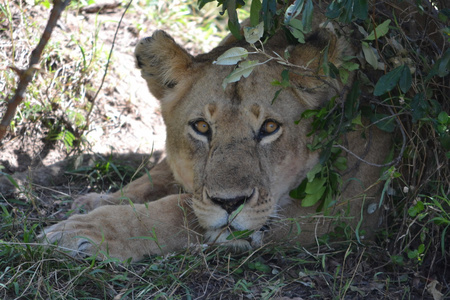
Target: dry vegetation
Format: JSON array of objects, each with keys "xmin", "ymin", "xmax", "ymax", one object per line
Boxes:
[{"xmin": 0, "ymin": 0, "xmax": 449, "ymax": 299}]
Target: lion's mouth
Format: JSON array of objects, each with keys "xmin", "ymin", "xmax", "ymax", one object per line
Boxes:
[
  {"xmin": 204, "ymin": 225, "xmax": 268, "ymax": 250},
  {"xmin": 206, "ymin": 221, "xmax": 271, "ymax": 249},
  {"xmin": 194, "ymin": 187, "xmax": 274, "ymax": 249}
]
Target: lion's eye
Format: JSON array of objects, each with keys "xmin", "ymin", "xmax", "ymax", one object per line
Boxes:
[
  {"xmin": 263, "ymin": 120, "xmax": 279, "ymax": 134},
  {"xmin": 192, "ymin": 120, "xmax": 210, "ymax": 135},
  {"xmin": 259, "ymin": 119, "xmax": 280, "ymax": 137}
]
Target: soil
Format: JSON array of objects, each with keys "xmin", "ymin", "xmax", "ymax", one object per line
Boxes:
[{"xmin": 0, "ymin": 1, "xmax": 199, "ymax": 197}]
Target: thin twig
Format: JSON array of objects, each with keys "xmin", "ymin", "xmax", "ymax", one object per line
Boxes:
[
  {"xmin": 82, "ymin": 0, "xmax": 133, "ymax": 132},
  {"xmin": 0, "ymin": 0, "xmax": 71, "ymax": 141}
]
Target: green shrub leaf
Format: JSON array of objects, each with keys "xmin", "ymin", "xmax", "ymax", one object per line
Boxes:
[
  {"xmin": 301, "ymin": 186, "xmax": 326, "ymax": 207},
  {"xmin": 365, "ymin": 19, "xmax": 391, "ymax": 41},
  {"xmin": 284, "ymin": 0, "xmax": 304, "ymax": 24},
  {"xmin": 371, "ymin": 113, "xmax": 396, "ymax": 133},
  {"xmin": 410, "ymin": 93, "xmax": 428, "ymax": 123},
  {"xmin": 305, "ymin": 177, "xmax": 327, "ymax": 194},
  {"xmin": 250, "ymin": 0, "xmax": 262, "ymax": 26},
  {"xmin": 244, "ymin": 22, "xmax": 264, "ymax": 44},
  {"xmin": 399, "ymin": 65, "xmax": 412, "ymax": 93},
  {"xmin": 213, "ymin": 47, "xmax": 248, "ymax": 65},
  {"xmin": 288, "ymin": 19, "xmax": 305, "ymax": 43},
  {"xmin": 222, "ymin": 60, "xmax": 259, "ymax": 89},
  {"xmin": 353, "ymin": 0, "xmax": 368, "ymax": 20},
  {"xmin": 302, "ymin": 0, "xmax": 313, "ymax": 33},
  {"xmin": 361, "ymin": 41, "xmax": 379, "ymax": 69},
  {"xmin": 373, "ymin": 65, "xmax": 403, "ymax": 96}
]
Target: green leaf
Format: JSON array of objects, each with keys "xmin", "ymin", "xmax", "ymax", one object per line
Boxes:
[
  {"xmin": 41, "ymin": 0, "xmax": 51, "ymax": 8},
  {"xmin": 198, "ymin": 0, "xmax": 215, "ymax": 10},
  {"xmin": 226, "ymin": 229, "xmax": 254, "ymax": 240},
  {"xmin": 437, "ymin": 111, "xmax": 449, "ymax": 124},
  {"xmin": 407, "ymin": 249, "xmax": 418, "ymax": 259},
  {"xmin": 352, "ymin": 113, "xmax": 363, "ymax": 126},
  {"xmin": 361, "ymin": 41, "xmax": 379, "ymax": 69},
  {"xmin": 325, "ymin": 0, "xmax": 340, "ymax": 19},
  {"xmin": 319, "ymin": 142, "xmax": 333, "ymax": 165},
  {"xmin": 301, "ymin": 186, "xmax": 326, "ymax": 207},
  {"xmin": 339, "ymin": 69, "xmax": 349, "ymax": 84},
  {"xmin": 344, "ymin": 81, "xmax": 360, "ymax": 119},
  {"xmin": 262, "ymin": 0, "xmax": 277, "ymax": 34},
  {"xmin": 222, "ymin": 60, "xmax": 259, "ymax": 89},
  {"xmin": 342, "ymin": 61, "xmax": 359, "ymax": 71},
  {"xmin": 228, "ymin": 18, "xmax": 242, "ymax": 40},
  {"xmin": 371, "ymin": 113, "xmax": 396, "ymax": 133},
  {"xmin": 305, "ymin": 177, "xmax": 327, "ymax": 194},
  {"xmin": 250, "ymin": 0, "xmax": 262, "ymax": 26},
  {"xmin": 229, "ymin": 202, "xmax": 245, "ymax": 221},
  {"xmin": 0, "ymin": 172, "xmax": 20, "ymax": 189},
  {"xmin": 224, "ymin": 0, "xmax": 242, "ymax": 39},
  {"xmin": 213, "ymin": 47, "xmax": 248, "ymax": 65},
  {"xmin": 244, "ymin": 22, "xmax": 264, "ymax": 44},
  {"xmin": 284, "ymin": 0, "xmax": 304, "ymax": 24},
  {"xmin": 373, "ymin": 65, "xmax": 404, "ymax": 96},
  {"xmin": 391, "ymin": 255, "xmax": 404, "ymax": 265},
  {"xmin": 321, "ymin": 46, "xmax": 330, "ymax": 75},
  {"xmin": 302, "ymin": 0, "xmax": 313, "ymax": 33},
  {"xmin": 353, "ymin": 0, "xmax": 368, "ymax": 20},
  {"xmin": 288, "ymin": 19, "xmax": 305, "ymax": 43},
  {"xmin": 289, "ymin": 178, "xmax": 307, "ymax": 199},
  {"xmin": 333, "ymin": 157, "xmax": 347, "ymax": 171},
  {"xmin": 425, "ymin": 48, "xmax": 450, "ymax": 80},
  {"xmin": 440, "ymin": 134, "xmax": 450, "ymax": 150},
  {"xmin": 306, "ymin": 163, "xmax": 322, "ymax": 182},
  {"xmin": 300, "ymin": 109, "xmax": 318, "ymax": 120},
  {"xmin": 337, "ymin": 0, "xmax": 353, "ymax": 23},
  {"xmin": 280, "ymin": 69, "xmax": 290, "ymax": 87},
  {"xmin": 327, "ymin": 62, "xmax": 339, "ymax": 78},
  {"xmin": 364, "ymin": 19, "xmax": 391, "ymax": 41},
  {"xmin": 410, "ymin": 93, "xmax": 428, "ymax": 123},
  {"xmin": 252, "ymin": 261, "xmax": 271, "ymax": 273},
  {"xmin": 438, "ymin": 49, "xmax": 450, "ymax": 77},
  {"xmin": 271, "ymin": 89, "xmax": 282, "ymax": 103},
  {"xmin": 399, "ymin": 65, "xmax": 412, "ymax": 93},
  {"xmin": 418, "ymin": 244, "xmax": 425, "ymax": 254},
  {"xmin": 408, "ymin": 200, "xmax": 424, "ymax": 217}
]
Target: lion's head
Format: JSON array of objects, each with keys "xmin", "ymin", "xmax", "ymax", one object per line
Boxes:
[{"xmin": 135, "ymin": 27, "xmax": 354, "ymax": 247}]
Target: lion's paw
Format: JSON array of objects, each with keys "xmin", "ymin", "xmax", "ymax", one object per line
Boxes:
[
  {"xmin": 39, "ymin": 218, "xmax": 100, "ymax": 258},
  {"xmin": 71, "ymin": 193, "xmax": 116, "ymax": 212}
]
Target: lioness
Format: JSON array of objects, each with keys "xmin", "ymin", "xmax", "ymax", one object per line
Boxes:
[{"xmin": 42, "ymin": 21, "xmax": 391, "ymax": 261}]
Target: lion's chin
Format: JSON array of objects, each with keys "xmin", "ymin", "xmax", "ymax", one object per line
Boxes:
[{"xmin": 203, "ymin": 228, "xmax": 264, "ymax": 252}]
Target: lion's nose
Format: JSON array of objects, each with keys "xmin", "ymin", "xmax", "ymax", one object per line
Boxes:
[{"xmin": 210, "ymin": 195, "xmax": 247, "ymax": 214}]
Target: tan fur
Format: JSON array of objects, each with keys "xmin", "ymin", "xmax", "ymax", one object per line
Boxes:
[{"xmin": 41, "ymin": 22, "xmax": 391, "ymax": 261}]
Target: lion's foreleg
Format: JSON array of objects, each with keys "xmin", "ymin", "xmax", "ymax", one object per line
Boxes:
[
  {"xmin": 42, "ymin": 194, "xmax": 198, "ymax": 261},
  {"xmin": 73, "ymin": 158, "xmax": 180, "ymax": 211}
]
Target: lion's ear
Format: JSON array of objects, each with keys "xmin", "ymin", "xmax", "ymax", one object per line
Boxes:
[
  {"xmin": 287, "ymin": 28, "xmax": 353, "ymax": 106},
  {"xmin": 293, "ymin": 29, "xmax": 346, "ymax": 66},
  {"xmin": 135, "ymin": 31, "xmax": 193, "ymax": 100}
]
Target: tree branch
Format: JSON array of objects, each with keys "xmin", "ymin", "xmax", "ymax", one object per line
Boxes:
[{"xmin": 0, "ymin": 0, "xmax": 71, "ymax": 141}]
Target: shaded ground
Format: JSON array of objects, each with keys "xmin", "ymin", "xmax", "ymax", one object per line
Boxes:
[
  {"xmin": 1, "ymin": 2, "xmax": 166, "ymax": 182},
  {"xmin": 0, "ymin": 1, "xmax": 448, "ymax": 299}
]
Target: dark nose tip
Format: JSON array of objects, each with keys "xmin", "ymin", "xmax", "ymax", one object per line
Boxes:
[{"xmin": 211, "ymin": 195, "xmax": 247, "ymax": 214}]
